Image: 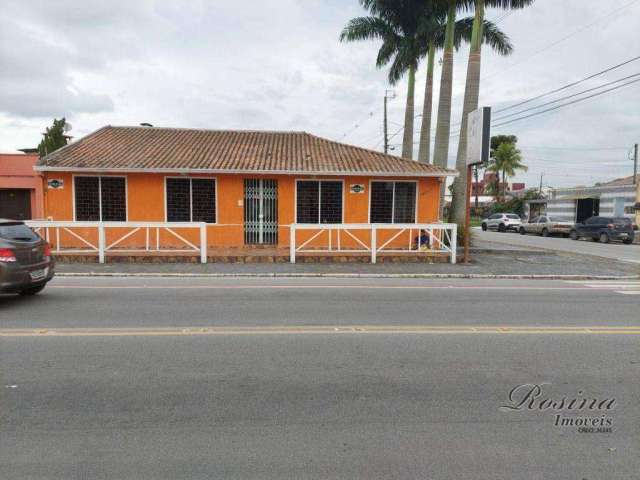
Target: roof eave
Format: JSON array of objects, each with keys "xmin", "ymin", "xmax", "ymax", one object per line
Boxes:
[{"xmin": 34, "ymin": 166, "xmax": 459, "ymax": 178}]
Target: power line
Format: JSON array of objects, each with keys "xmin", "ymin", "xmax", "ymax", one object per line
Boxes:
[
  {"xmin": 337, "ymin": 109, "xmax": 378, "ymax": 142},
  {"xmin": 492, "ymin": 76, "xmax": 640, "ymax": 128},
  {"xmin": 494, "ymin": 55, "xmax": 640, "ymax": 114},
  {"xmin": 492, "ymin": 72, "xmax": 640, "ymax": 122}
]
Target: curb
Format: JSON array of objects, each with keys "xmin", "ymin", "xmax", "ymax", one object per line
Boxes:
[{"xmin": 55, "ymin": 272, "xmax": 640, "ymax": 280}]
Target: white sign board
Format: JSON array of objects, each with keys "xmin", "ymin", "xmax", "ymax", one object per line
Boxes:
[{"xmin": 466, "ymin": 107, "xmax": 491, "ymax": 166}]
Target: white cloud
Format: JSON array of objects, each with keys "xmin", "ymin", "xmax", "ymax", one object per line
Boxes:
[{"xmin": 1, "ymin": 0, "xmax": 638, "ymax": 188}]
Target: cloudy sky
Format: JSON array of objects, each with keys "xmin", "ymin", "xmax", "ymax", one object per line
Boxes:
[{"xmin": 2, "ymin": 0, "xmax": 639, "ymax": 188}]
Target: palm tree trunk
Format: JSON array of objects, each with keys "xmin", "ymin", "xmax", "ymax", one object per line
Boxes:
[
  {"xmin": 402, "ymin": 64, "xmax": 417, "ymax": 160},
  {"xmin": 418, "ymin": 44, "xmax": 436, "ymax": 164},
  {"xmin": 450, "ymin": 0, "xmax": 485, "ymax": 225},
  {"xmin": 433, "ymin": 0, "xmax": 456, "ymax": 214}
]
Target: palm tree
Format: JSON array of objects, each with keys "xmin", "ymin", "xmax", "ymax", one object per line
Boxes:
[
  {"xmin": 449, "ymin": 0, "xmax": 535, "ymax": 225},
  {"xmin": 340, "ymin": 0, "xmax": 424, "ymax": 159},
  {"xmin": 488, "ymin": 142, "xmax": 527, "ymax": 201},
  {"xmin": 418, "ymin": 10, "xmax": 512, "ymax": 165}
]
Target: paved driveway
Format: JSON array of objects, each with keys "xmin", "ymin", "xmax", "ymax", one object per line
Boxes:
[{"xmin": 474, "ymin": 229, "xmax": 640, "ymax": 265}]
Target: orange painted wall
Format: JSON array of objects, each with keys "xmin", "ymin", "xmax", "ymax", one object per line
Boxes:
[{"xmin": 42, "ymin": 172, "xmax": 443, "ymax": 249}]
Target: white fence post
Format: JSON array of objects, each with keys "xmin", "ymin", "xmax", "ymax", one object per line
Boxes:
[
  {"xmin": 200, "ymin": 223, "xmax": 207, "ymax": 264},
  {"xmin": 371, "ymin": 226, "xmax": 377, "ymax": 264},
  {"xmin": 290, "ymin": 224, "xmax": 296, "ymax": 263},
  {"xmin": 450, "ymin": 224, "xmax": 457, "ymax": 264},
  {"xmin": 98, "ymin": 223, "xmax": 106, "ymax": 264}
]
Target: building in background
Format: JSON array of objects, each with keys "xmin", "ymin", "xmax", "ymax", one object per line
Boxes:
[
  {"xmin": 0, "ymin": 153, "xmax": 43, "ymax": 220},
  {"xmin": 524, "ymin": 175, "xmax": 639, "ymax": 224}
]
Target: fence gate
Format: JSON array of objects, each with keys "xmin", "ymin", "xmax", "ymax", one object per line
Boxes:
[{"xmin": 244, "ymin": 179, "xmax": 278, "ymax": 245}]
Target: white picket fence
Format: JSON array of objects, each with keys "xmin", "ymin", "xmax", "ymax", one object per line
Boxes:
[
  {"xmin": 290, "ymin": 223, "xmax": 457, "ymax": 264},
  {"xmin": 25, "ymin": 221, "xmax": 208, "ymax": 264}
]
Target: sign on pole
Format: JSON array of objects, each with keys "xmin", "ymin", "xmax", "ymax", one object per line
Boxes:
[
  {"xmin": 466, "ymin": 107, "xmax": 491, "ymax": 166},
  {"xmin": 463, "ymin": 106, "xmax": 491, "ymax": 264}
]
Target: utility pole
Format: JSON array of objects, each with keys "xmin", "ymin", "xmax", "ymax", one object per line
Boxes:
[
  {"xmin": 539, "ymin": 173, "xmax": 544, "ymax": 195},
  {"xmin": 634, "ymin": 143, "xmax": 639, "ymax": 228},
  {"xmin": 633, "ymin": 143, "xmax": 638, "ymax": 185},
  {"xmin": 383, "ymin": 90, "xmax": 395, "ymax": 154}
]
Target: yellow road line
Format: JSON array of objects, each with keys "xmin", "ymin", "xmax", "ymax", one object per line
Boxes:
[{"xmin": 2, "ymin": 326, "xmax": 640, "ymax": 337}]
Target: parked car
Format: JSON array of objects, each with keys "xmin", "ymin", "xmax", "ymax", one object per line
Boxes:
[
  {"xmin": 569, "ymin": 216, "xmax": 635, "ymax": 244},
  {"xmin": 519, "ymin": 215, "xmax": 574, "ymax": 237},
  {"xmin": 481, "ymin": 213, "xmax": 522, "ymax": 232},
  {"xmin": 0, "ymin": 219, "xmax": 55, "ymax": 295}
]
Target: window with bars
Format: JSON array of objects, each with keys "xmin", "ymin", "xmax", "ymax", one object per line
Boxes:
[
  {"xmin": 166, "ymin": 178, "xmax": 216, "ymax": 223},
  {"xmin": 296, "ymin": 181, "xmax": 343, "ymax": 224},
  {"xmin": 74, "ymin": 176, "xmax": 126, "ymax": 221},
  {"xmin": 370, "ymin": 181, "xmax": 417, "ymax": 223}
]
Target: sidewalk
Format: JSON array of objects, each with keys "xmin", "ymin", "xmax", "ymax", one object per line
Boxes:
[{"xmin": 55, "ymin": 250, "xmax": 640, "ymax": 278}]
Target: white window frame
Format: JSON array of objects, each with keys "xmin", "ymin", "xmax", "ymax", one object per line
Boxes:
[
  {"xmin": 72, "ymin": 174, "xmax": 128, "ymax": 222},
  {"xmin": 368, "ymin": 180, "xmax": 419, "ymax": 224},
  {"xmin": 164, "ymin": 176, "xmax": 218, "ymax": 224},
  {"xmin": 294, "ymin": 178, "xmax": 345, "ymax": 224}
]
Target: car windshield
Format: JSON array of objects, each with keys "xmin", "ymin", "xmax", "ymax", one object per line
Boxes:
[
  {"xmin": 0, "ymin": 223, "xmax": 40, "ymax": 242},
  {"xmin": 506, "ymin": 214, "xmax": 520, "ymax": 219}
]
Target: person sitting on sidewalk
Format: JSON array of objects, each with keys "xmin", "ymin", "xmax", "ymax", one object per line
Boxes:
[{"xmin": 414, "ymin": 229, "xmax": 431, "ymax": 251}]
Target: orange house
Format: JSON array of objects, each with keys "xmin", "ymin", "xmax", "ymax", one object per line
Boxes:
[{"xmin": 35, "ymin": 126, "xmax": 457, "ymax": 259}]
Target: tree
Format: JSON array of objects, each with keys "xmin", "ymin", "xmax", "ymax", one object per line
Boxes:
[
  {"xmin": 340, "ymin": 0, "xmax": 424, "ymax": 159},
  {"xmin": 449, "ymin": 0, "xmax": 535, "ymax": 225},
  {"xmin": 38, "ymin": 118, "xmax": 70, "ymax": 158},
  {"xmin": 487, "ymin": 141, "xmax": 527, "ymax": 201},
  {"xmin": 417, "ymin": 2, "xmax": 512, "ymax": 166},
  {"xmin": 489, "ymin": 134, "xmax": 517, "ymax": 200}
]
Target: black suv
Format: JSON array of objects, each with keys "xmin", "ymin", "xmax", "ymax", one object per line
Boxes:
[
  {"xmin": 569, "ymin": 216, "xmax": 635, "ymax": 244},
  {"xmin": 0, "ymin": 220, "xmax": 55, "ymax": 295}
]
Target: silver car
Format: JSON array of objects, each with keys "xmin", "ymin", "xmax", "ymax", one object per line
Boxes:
[
  {"xmin": 481, "ymin": 213, "xmax": 522, "ymax": 232},
  {"xmin": 519, "ymin": 215, "xmax": 574, "ymax": 237}
]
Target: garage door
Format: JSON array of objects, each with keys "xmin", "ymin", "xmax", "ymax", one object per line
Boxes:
[{"xmin": 0, "ymin": 189, "xmax": 32, "ymax": 220}]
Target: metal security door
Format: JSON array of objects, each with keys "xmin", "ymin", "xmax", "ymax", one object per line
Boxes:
[{"xmin": 244, "ymin": 179, "xmax": 278, "ymax": 245}]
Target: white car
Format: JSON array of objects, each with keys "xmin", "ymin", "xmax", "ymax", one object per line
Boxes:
[{"xmin": 481, "ymin": 213, "xmax": 522, "ymax": 232}]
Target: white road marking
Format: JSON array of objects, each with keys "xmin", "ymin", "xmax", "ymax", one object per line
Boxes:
[{"xmin": 567, "ymin": 281, "xmax": 640, "ymax": 296}]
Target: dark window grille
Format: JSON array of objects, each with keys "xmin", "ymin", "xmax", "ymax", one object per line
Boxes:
[
  {"xmin": 296, "ymin": 181, "xmax": 342, "ymax": 224},
  {"xmin": 296, "ymin": 181, "xmax": 320, "ymax": 223},
  {"xmin": 74, "ymin": 176, "xmax": 126, "ymax": 221},
  {"xmin": 393, "ymin": 182, "xmax": 416, "ymax": 223},
  {"xmin": 370, "ymin": 182, "xmax": 394, "ymax": 223},
  {"xmin": 74, "ymin": 177, "xmax": 100, "ymax": 221},
  {"xmin": 100, "ymin": 177, "xmax": 126, "ymax": 221},
  {"xmin": 192, "ymin": 179, "xmax": 216, "ymax": 223},
  {"xmin": 166, "ymin": 178, "xmax": 216, "ymax": 223},
  {"xmin": 370, "ymin": 181, "xmax": 416, "ymax": 223},
  {"xmin": 319, "ymin": 181, "xmax": 342, "ymax": 224}
]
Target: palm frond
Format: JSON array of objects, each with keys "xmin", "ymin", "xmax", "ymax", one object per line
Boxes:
[{"xmin": 339, "ymin": 16, "xmax": 399, "ymax": 43}]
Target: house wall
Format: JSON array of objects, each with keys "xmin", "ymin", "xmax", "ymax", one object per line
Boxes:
[
  {"xmin": 41, "ymin": 172, "xmax": 442, "ymax": 249},
  {"xmin": 0, "ymin": 154, "xmax": 44, "ymax": 219},
  {"xmin": 545, "ymin": 185, "xmax": 637, "ymax": 222}
]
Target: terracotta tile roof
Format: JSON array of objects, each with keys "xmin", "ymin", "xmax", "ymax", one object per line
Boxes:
[{"xmin": 36, "ymin": 126, "xmax": 457, "ymax": 177}]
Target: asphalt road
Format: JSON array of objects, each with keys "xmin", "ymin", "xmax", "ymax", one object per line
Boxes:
[
  {"xmin": 1, "ymin": 276, "xmax": 640, "ymax": 328},
  {"xmin": 2, "ymin": 277, "xmax": 639, "ymax": 479},
  {"xmin": 474, "ymin": 229, "xmax": 640, "ymax": 264}
]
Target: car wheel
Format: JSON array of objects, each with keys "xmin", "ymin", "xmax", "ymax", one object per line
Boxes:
[
  {"xmin": 569, "ymin": 230, "xmax": 578, "ymax": 240},
  {"xmin": 19, "ymin": 285, "xmax": 46, "ymax": 296},
  {"xmin": 599, "ymin": 232, "xmax": 610, "ymax": 244},
  {"xmin": 481, "ymin": 223, "xmax": 488, "ymax": 231},
  {"xmin": 498, "ymin": 224, "xmax": 506, "ymax": 232},
  {"xmin": 623, "ymin": 238, "xmax": 633, "ymax": 245},
  {"xmin": 519, "ymin": 227, "xmax": 526, "ymax": 235},
  {"xmin": 542, "ymin": 228, "xmax": 550, "ymax": 237}
]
